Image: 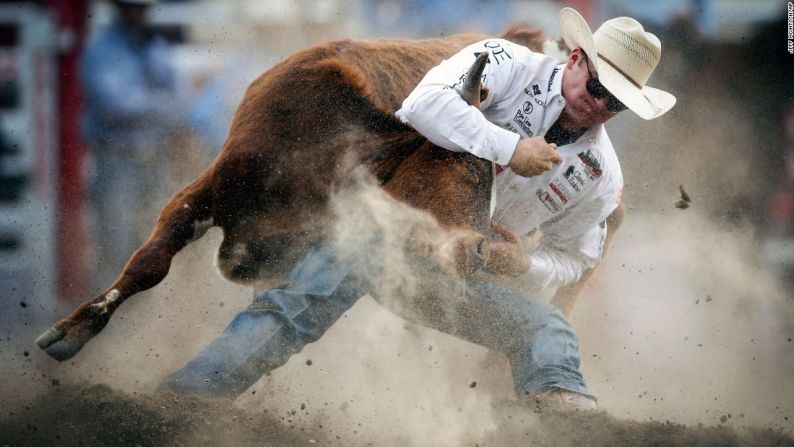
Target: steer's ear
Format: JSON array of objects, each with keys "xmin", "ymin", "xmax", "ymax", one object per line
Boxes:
[{"xmin": 458, "ymin": 51, "xmax": 489, "ymax": 109}]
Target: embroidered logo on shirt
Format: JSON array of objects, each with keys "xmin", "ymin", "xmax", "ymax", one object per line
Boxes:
[
  {"xmin": 549, "ymin": 181, "xmax": 569, "ymax": 204},
  {"xmin": 536, "ymin": 188, "xmax": 562, "ymax": 212},
  {"xmin": 474, "ymin": 41, "xmax": 513, "ymax": 65},
  {"xmin": 563, "ymin": 165, "xmax": 587, "ymax": 191},
  {"xmin": 524, "ymin": 85, "xmax": 545, "ymax": 107},
  {"xmin": 512, "ymin": 109, "xmax": 533, "ymax": 136},
  {"xmin": 547, "ymin": 67, "xmax": 560, "ymax": 92},
  {"xmin": 577, "ymin": 150, "xmax": 603, "ymax": 179},
  {"xmin": 523, "ymin": 101, "xmax": 533, "ymax": 114}
]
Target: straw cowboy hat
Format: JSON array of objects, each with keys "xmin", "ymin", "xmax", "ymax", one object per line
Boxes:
[{"xmin": 559, "ymin": 7, "xmax": 676, "ymax": 120}]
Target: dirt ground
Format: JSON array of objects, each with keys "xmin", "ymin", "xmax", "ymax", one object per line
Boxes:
[
  {"xmin": 0, "ymin": 382, "xmax": 790, "ymax": 446},
  {"xmin": 2, "ymin": 210, "xmax": 793, "ymax": 446}
]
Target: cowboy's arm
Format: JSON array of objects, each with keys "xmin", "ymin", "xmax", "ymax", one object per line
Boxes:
[
  {"xmin": 521, "ymin": 189, "xmax": 617, "ymax": 288},
  {"xmin": 483, "ymin": 211, "xmax": 607, "ymax": 282},
  {"xmin": 397, "ymin": 40, "xmax": 562, "ymax": 176},
  {"xmin": 549, "ymin": 201, "xmax": 625, "ymax": 316},
  {"xmin": 525, "ymin": 223, "xmax": 606, "ymax": 288},
  {"xmin": 396, "ymin": 39, "xmax": 520, "ymax": 165}
]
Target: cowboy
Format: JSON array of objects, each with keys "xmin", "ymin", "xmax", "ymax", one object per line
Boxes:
[
  {"xmin": 393, "ymin": 7, "xmax": 675, "ymax": 409},
  {"xmin": 158, "ymin": 8, "xmax": 674, "ymax": 412}
]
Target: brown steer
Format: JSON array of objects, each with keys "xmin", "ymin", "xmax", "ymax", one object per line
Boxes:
[{"xmin": 36, "ymin": 28, "xmax": 622, "ymax": 361}]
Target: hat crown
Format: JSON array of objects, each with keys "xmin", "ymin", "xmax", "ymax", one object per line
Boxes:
[{"xmin": 594, "ymin": 17, "xmax": 661, "ymax": 87}]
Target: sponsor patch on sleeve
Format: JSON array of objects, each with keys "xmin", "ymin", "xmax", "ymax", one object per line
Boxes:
[
  {"xmin": 538, "ymin": 151, "xmax": 605, "ymax": 212},
  {"xmin": 562, "ymin": 164, "xmax": 587, "ymax": 191},
  {"xmin": 549, "ymin": 178, "xmax": 573, "ymax": 204},
  {"xmin": 577, "ymin": 150, "xmax": 603, "ymax": 179},
  {"xmin": 536, "ymin": 188, "xmax": 562, "ymax": 212}
]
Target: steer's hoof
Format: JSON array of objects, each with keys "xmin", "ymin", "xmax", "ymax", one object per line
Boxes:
[{"xmin": 35, "ymin": 326, "xmax": 87, "ymax": 362}]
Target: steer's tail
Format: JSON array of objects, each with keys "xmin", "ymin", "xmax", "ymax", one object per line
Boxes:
[{"xmin": 36, "ymin": 171, "xmax": 216, "ymax": 361}]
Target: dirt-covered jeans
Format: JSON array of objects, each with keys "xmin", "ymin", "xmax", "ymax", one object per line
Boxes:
[{"xmin": 157, "ymin": 244, "xmax": 593, "ymax": 400}]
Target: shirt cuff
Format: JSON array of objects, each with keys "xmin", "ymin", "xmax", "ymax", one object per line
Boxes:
[
  {"xmin": 487, "ymin": 122, "xmax": 520, "ymax": 166},
  {"xmin": 524, "ymin": 253, "xmax": 553, "ymax": 289}
]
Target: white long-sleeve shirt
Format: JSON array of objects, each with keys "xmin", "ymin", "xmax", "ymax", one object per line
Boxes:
[{"xmin": 396, "ymin": 38, "xmax": 623, "ymax": 289}]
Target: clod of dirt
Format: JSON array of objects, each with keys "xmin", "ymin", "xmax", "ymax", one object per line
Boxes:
[{"xmin": 675, "ymin": 184, "xmax": 692, "ymax": 209}]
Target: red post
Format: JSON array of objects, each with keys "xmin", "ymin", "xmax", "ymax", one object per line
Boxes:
[{"xmin": 47, "ymin": 0, "xmax": 89, "ymax": 302}]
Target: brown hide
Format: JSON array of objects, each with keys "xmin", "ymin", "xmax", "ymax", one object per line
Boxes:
[
  {"xmin": 211, "ymin": 31, "xmax": 541, "ymax": 280},
  {"xmin": 36, "ymin": 29, "xmax": 547, "ymax": 361}
]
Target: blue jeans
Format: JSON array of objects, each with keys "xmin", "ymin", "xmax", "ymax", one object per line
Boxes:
[{"xmin": 157, "ymin": 245, "xmax": 592, "ymax": 399}]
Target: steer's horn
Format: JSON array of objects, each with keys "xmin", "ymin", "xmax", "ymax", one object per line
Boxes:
[{"xmin": 459, "ymin": 51, "xmax": 490, "ymax": 108}]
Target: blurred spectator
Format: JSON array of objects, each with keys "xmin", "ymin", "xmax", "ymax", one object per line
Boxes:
[{"xmin": 79, "ymin": 0, "xmax": 187, "ymax": 287}]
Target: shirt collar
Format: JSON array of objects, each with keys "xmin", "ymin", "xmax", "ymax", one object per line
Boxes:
[
  {"xmin": 548, "ymin": 63, "xmax": 565, "ymax": 99},
  {"xmin": 538, "ymin": 63, "xmax": 566, "ymax": 135}
]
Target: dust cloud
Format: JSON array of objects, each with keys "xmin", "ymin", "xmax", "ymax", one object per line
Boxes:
[
  {"xmin": 576, "ymin": 210, "xmax": 794, "ymax": 432},
  {"xmin": 2, "ymin": 171, "xmax": 793, "ymax": 445}
]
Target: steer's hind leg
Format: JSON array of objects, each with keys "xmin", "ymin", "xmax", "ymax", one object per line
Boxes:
[{"xmin": 36, "ymin": 175, "xmax": 215, "ymax": 361}]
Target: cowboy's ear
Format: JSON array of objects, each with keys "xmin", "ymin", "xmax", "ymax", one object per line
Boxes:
[
  {"xmin": 565, "ymin": 48, "xmax": 582, "ymax": 70},
  {"xmin": 565, "ymin": 48, "xmax": 579, "ymax": 70}
]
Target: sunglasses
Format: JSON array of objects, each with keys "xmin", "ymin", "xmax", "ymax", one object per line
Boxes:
[{"xmin": 581, "ymin": 51, "xmax": 627, "ymax": 113}]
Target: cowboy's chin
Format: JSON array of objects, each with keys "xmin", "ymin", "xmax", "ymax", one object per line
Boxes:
[{"xmin": 567, "ymin": 104, "xmax": 598, "ymax": 128}]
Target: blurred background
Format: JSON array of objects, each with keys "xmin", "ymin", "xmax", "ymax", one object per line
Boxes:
[{"xmin": 1, "ymin": 0, "xmax": 793, "ymax": 443}]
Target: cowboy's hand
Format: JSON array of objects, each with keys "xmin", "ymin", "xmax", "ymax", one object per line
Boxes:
[
  {"xmin": 508, "ymin": 137, "xmax": 563, "ymax": 177},
  {"xmin": 484, "ymin": 222, "xmax": 531, "ymax": 276}
]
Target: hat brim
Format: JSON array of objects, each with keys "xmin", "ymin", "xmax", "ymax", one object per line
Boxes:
[
  {"xmin": 559, "ymin": 8, "xmax": 597, "ymax": 71},
  {"xmin": 596, "ymin": 56, "xmax": 677, "ymax": 120},
  {"xmin": 558, "ymin": 7, "xmax": 676, "ymax": 120}
]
